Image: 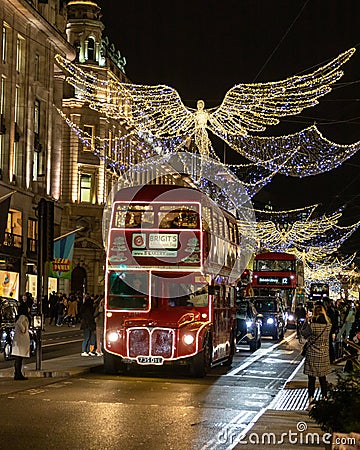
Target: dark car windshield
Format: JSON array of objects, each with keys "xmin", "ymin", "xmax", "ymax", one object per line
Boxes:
[
  {"xmin": 0, "ymin": 298, "xmax": 18, "ymax": 323},
  {"xmin": 254, "ymin": 299, "xmax": 276, "ymax": 313},
  {"xmin": 236, "ymin": 302, "xmax": 249, "ymax": 319}
]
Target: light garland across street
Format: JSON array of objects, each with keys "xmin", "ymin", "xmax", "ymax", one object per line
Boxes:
[{"xmin": 55, "ymin": 48, "xmax": 360, "ymax": 177}]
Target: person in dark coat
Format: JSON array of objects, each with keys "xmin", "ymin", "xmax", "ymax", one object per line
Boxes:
[
  {"xmin": 18, "ymin": 294, "xmax": 31, "ymax": 319},
  {"xmin": 301, "ymin": 304, "xmax": 332, "ymax": 408},
  {"xmin": 326, "ymin": 299, "xmax": 340, "ymax": 363},
  {"xmin": 79, "ymin": 295, "xmax": 96, "ymax": 356},
  {"xmin": 94, "ymin": 296, "xmax": 105, "ymax": 356},
  {"xmin": 48, "ymin": 292, "xmax": 56, "ymax": 325}
]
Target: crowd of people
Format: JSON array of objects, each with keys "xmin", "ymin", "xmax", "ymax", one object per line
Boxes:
[
  {"xmin": 45, "ymin": 291, "xmax": 105, "ymax": 357},
  {"xmin": 295, "ymin": 297, "xmax": 359, "ymax": 410},
  {"xmin": 295, "ymin": 297, "xmax": 359, "ymax": 356},
  {"xmin": 10, "ymin": 291, "xmax": 105, "ymax": 380}
]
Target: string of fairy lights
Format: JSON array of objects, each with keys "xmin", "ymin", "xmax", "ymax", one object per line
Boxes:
[
  {"xmin": 299, "ymin": 252, "xmax": 358, "ymax": 299},
  {"xmin": 245, "ymin": 204, "xmax": 360, "ymax": 294},
  {"xmin": 55, "ymin": 48, "xmax": 360, "ymax": 291},
  {"xmin": 225, "ymin": 125, "xmax": 360, "ymax": 176},
  {"xmin": 55, "ymin": 49, "xmax": 360, "ymax": 177}
]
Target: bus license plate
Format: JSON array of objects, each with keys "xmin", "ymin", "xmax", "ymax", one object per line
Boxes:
[{"xmin": 136, "ymin": 356, "xmax": 164, "ymax": 365}]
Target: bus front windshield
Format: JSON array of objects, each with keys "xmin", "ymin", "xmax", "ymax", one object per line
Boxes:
[
  {"xmin": 108, "ymin": 271, "xmax": 149, "ymax": 310},
  {"xmin": 256, "ymin": 259, "xmax": 295, "ymax": 271},
  {"xmin": 152, "ymin": 273, "xmax": 209, "ymax": 308}
]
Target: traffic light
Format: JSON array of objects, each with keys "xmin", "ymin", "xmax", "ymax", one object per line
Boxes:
[{"xmin": 38, "ymin": 198, "xmax": 54, "ymax": 262}]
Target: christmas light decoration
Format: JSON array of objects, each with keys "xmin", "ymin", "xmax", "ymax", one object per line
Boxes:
[
  {"xmin": 239, "ymin": 205, "xmax": 360, "ymax": 285},
  {"xmin": 237, "ymin": 209, "xmax": 347, "ymax": 251},
  {"xmin": 55, "ymin": 49, "xmax": 359, "ymax": 177},
  {"xmin": 226, "ymin": 125, "xmax": 360, "ymax": 177},
  {"xmin": 302, "ymin": 253, "xmax": 357, "ymax": 292},
  {"xmin": 250, "ymin": 204, "xmax": 319, "ymax": 222}
]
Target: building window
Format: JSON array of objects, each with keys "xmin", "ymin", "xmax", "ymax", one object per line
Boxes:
[
  {"xmin": 27, "ymin": 218, "xmax": 37, "ymax": 253},
  {"xmin": 87, "ymin": 37, "xmax": 95, "ymax": 61},
  {"xmin": 80, "ymin": 174, "xmax": 92, "ymax": 203},
  {"xmin": 2, "ymin": 24, "xmax": 8, "ymax": 64},
  {"xmin": 34, "ymin": 54, "xmax": 40, "ymax": 82},
  {"xmin": 0, "ymin": 77, "xmax": 5, "ymax": 166},
  {"xmin": 74, "ymin": 40, "xmax": 81, "ymax": 61},
  {"xmin": 107, "ymin": 130, "xmax": 112, "ymax": 158},
  {"xmin": 4, "ymin": 210, "xmax": 22, "ymax": 248},
  {"xmin": 16, "ymin": 35, "xmax": 24, "ymax": 73},
  {"xmin": 33, "ymin": 100, "xmax": 44, "ymax": 179},
  {"xmin": 83, "ymin": 125, "xmax": 95, "ymax": 151},
  {"xmin": 12, "ymin": 86, "xmax": 20, "ymax": 179},
  {"xmin": 34, "ymin": 100, "xmax": 40, "ymax": 134}
]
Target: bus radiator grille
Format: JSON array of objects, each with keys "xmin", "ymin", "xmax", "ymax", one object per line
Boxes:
[{"xmin": 128, "ymin": 328, "xmax": 174, "ymax": 358}]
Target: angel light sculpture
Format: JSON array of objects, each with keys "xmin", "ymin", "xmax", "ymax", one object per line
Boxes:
[{"xmin": 55, "ymin": 48, "xmax": 356, "ymax": 173}]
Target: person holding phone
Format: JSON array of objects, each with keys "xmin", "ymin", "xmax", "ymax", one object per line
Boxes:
[{"xmin": 301, "ymin": 304, "xmax": 332, "ymax": 409}]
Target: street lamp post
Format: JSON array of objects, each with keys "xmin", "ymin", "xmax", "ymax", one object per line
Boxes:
[{"xmin": 35, "ymin": 198, "xmax": 54, "ymax": 371}]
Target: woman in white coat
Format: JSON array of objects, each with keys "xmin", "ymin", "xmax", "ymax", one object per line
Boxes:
[{"xmin": 12, "ymin": 313, "xmax": 30, "ymax": 380}]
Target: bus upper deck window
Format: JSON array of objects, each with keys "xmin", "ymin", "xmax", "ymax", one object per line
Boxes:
[
  {"xmin": 125, "ymin": 210, "xmax": 154, "ymax": 228},
  {"xmin": 160, "ymin": 211, "xmax": 198, "ymax": 229},
  {"xmin": 125, "ymin": 211, "xmax": 142, "ymax": 228}
]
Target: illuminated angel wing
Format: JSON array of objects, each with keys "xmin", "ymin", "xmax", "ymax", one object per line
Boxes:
[
  {"xmin": 118, "ymin": 83, "xmax": 195, "ymax": 137},
  {"xmin": 55, "ymin": 54, "xmax": 194, "ymax": 138},
  {"xmin": 208, "ymin": 48, "xmax": 355, "ymax": 136}
]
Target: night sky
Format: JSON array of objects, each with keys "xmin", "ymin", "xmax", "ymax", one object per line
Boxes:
[{"xmin": 95, "ymin": 0, "xmax": 360, "ymax": 252}]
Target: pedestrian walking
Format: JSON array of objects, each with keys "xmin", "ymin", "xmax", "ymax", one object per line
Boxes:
[
  {"xmin": 80, "ymin": 295, "xmax": 96, "ymax": 356},
  {"xmin": 48, "ymin": 291, "xmax": 58, "ymax": 325},
  {"xmin": 66, "ymin": 295, "xmax": 78, "ymax": 327},
  {"xmin": 301, "ymin": 304, "xmax": 332, "ymax": 409},
  {"xmin": 326, "ymin": 299, "xmax": 340, "ymax": 363},
  {"xmin": 12, "ymin": 296, "xmax": 31, "ymax": 380},
  {"xmin": 94, "ymin": 296, "xmax": 105, "ymax": 356},
  {"xmin": 340, "ymin": 302, "xmax": 356, "ymax": 340},
  {"xmin": 56, "ymin": 296, "xmax": 66, "ymax": 326}
]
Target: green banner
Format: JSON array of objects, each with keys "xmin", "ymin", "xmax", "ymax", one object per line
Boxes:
[{"xmin": 49, "ymin": 233, "xmax": 75, "ymax": 279}]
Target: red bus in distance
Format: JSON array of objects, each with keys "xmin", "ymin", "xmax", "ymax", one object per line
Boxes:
[
  {"xmin": 251, "ymin": 251, "xmax": 304, "ymax": 309},
  {"xmin": 103, "ymin": 184, "xmax": 242, "ymax": 377}
]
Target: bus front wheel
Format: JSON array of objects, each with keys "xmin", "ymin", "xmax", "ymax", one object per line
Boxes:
[
  {"xmin": 189, "ymin": 339, "xmax": 212, "ymax": 378},
  {"xmin": 104, "ymin": 351, "xmax": 121, "ymax": 374}
]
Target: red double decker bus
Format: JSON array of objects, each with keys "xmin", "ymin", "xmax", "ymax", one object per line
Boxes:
[
  {"xmin": 251, "ymin": 252, "xmax": 304, "ymax": 309},
  {"xmin": 103, "ymin": 184, "xmax": 242, "ymax": 377}
]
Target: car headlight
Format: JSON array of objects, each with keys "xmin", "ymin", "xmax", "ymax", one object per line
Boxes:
[
  {"xmin": 266, "ymin": 317, "xmax": 274, "ymax": 325},
  {"xmin": 183, "ymin": 334, "xmax": 195, "ymax": 345},
  {"xmin": 246, "ymin": 320, "xmax": 253, "ymax": 328},
  {"xmin": 107, "ymin": 331, "xmax": 119, "ymax": 342}
]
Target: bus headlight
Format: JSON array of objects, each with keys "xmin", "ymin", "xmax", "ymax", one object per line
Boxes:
[
  {"xmin": 266, "ymin": 317, "xmax": 274, "ymax": 325},
  {"xmin": 107, "ymin": 331, "xmax": 119, "ymax": 343},
  {"xmin": 183, "ymin": 334, "xmax": 195, "ymax": 345}
]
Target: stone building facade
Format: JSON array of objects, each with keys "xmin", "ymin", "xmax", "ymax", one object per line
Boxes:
[
  {"xmin": 0, "ymin": 0, "xmax": 176, "ymax": 299},
  {"xmin": 0, "ymin": 0, "xmax": 75, "ymax": 298}
]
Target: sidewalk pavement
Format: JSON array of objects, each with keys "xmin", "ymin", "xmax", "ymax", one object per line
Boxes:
[
  {"xmin": 232, "ymin": 338, "xmax": 348, "ymax": 450},
  {"xmin": 0, "ymin": 334, "xmax": 349, "ymax": 450},
  {"xmin": 0, "ymin": 323, "xmax": 103, "ymax": 379}
]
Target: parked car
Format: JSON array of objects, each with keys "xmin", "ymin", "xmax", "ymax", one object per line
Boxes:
[
  {"xmin": 0, "ymin": 296, "xmax": 36, "ymax": 361},
  {"xmin": 252, "ymin": 296, "xmax": 285, "ymax": 341},
  {"xmin": 236, "ymin": 299, "xmax": 262, "ymax": 352}
]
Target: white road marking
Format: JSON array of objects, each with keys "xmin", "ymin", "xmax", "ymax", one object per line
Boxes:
[{"xmin": 226, "ymin": 332, "xmax": 296, "ymax": 376}]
